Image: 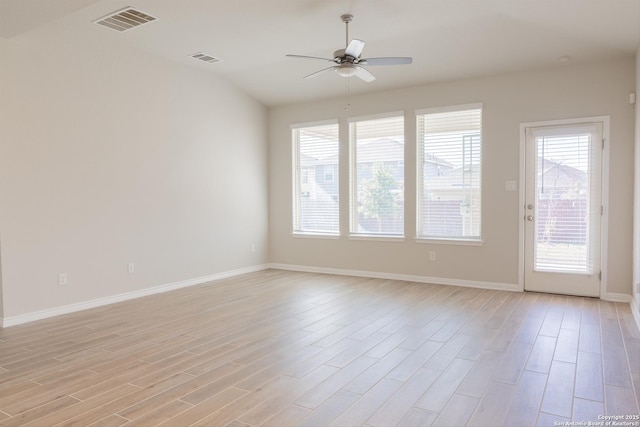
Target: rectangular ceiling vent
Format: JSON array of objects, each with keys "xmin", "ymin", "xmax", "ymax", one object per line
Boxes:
[
  {"xmin": 94, "ymin": 7, "xmax": 157, "ymax": 32},
  {"xmin": 190, "ymin": 53, "xmax": 222, "ymax": 64}
]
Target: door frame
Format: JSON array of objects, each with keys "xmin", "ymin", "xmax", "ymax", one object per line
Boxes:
[{"xmin": 518, "ymin": 116, "xmax": 610, "ymax": 297}]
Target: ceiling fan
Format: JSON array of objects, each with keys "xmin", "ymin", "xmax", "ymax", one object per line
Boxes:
[{"xmin": 286, "ymin": 14, "xmax": 412, "ymax": 83}]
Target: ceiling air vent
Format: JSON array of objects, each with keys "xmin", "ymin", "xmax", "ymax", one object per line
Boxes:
[
  {"xmin": 94, "ymin": 7, "xmax": 157, "ymax": 32},
  {"xmin": 190, "ymin": 53, "xmax": 222, "ymax": 64}
]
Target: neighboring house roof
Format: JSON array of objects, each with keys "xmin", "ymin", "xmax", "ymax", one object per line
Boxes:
[
  {"xmin": 356, "ymin": 138, "xmax": 404, "ymax": 163},
  {"xmin": 424, "ymin": 157, "xmax": 586, "ymax": 191},
  {"xmin": 425, "ymin": 165, "xmax": 481, "ymax": 190},
  {"xmin": 538, "ymin": 157, "xmax": 587, "ymax": 190},
  {"xmin": 299, "ymin": 152, "xmax": 319, "ymax": 167},
  {"xmin": 423, "ymin": 152, "xmax": 456, "ymax": 169},
  {"xmin": 306, "ymin": 139, "xmax": 455, "ymax": 169},
  {"xmin": 316, "ymin": 138, "xmax": 406, "ymax": 166}
]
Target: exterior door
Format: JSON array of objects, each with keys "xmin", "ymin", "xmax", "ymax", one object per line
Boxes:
[{"xmin": 524, "ymin": 122, "xmax": 603, "ymax": 297}]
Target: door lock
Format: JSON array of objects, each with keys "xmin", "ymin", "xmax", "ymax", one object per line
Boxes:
[{"xmin": 527, "ymin": 215, "xmax": 534, "ymax": 221}]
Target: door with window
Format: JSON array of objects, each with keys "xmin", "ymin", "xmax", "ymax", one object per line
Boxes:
[{"xmin": 524, "ymin": 122, "xmax": 603, "ymax": 297}]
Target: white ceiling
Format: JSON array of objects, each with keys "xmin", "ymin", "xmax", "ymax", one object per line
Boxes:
[{"xmin": 1, "ymin": 0, "xmax": 639, "ymax": 106}]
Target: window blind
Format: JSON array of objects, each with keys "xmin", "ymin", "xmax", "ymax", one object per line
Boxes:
[
  {"xmin": 349, "ymin": 114, "xmax": 405, "ymax": 236},
  {"xmin": 417, "ymin": 106, "xmax": 482, "ymax": 240},
  {"xmin": 534, "ymin": 133, "xmax": 592, "ymax": 273},
  {"xmin": 292, "ymin": 122, "xmax": 340, "ymax": 235}
]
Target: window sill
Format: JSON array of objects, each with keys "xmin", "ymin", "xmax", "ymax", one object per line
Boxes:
[
  {"xmin": 291, "ymin": 232, "xmax": 341, "ymax": 240},
  {"xmin": 414, "ymin": 238, "xmax": 484, "ymax": 246},
  {"xmin": 349, "ymin": 235, "xmax": 405, "ymax": 242}
]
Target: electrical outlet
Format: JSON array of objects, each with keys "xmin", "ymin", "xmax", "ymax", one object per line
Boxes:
[
  {"xmin": 58, "ymin": 273, "xmax": 68, "ymax": 286},
  {"xmin": 128, "ymin": 263, "xmax": 135, "ymax": 274},
  {"xmin": 250, "ymin": 243, "xmax": 256, "ymax": 253},
  {"xmin": 429, "ymin": 251, "xmax": 436, "ymax": 261}
]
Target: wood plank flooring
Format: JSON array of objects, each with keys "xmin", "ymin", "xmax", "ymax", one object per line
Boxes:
[{"xmin": 0, "ymin": 269, "xmax": 638, "ymax": 426}]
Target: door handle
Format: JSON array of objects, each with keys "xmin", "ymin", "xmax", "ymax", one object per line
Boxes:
[{"xmin": 527, "ymin": 215, "xmax": 534, "ymax": 221}]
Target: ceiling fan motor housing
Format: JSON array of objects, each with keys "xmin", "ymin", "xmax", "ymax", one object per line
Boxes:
[{"xmin": 333, "ymin": 49, "xmax": 357, "ymax": 64}]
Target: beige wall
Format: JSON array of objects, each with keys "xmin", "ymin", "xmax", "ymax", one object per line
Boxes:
[
  {"xmin": 0, "ymin": 240, "xmax": 3, "ymax": 318},
  {"xmin": 634, "ymin": 47, "xmax": 640, "ymax": 314},
  {"xmin": 0, "ymin": 25, "xmax": 269, "ymax": 318},
  {"xmin": 270, "ymin": 58, "xmax": 636, "ymax": 295},
  {"xmin": 0, "ymin": 38, "xmax": 7, "ymax": 319},
  {"xmin": 0, "ymin": 240, "xmax": 3, "ymax": 319}
]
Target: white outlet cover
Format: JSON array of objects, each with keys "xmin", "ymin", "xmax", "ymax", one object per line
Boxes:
[{"xmin": 505, "ymin": 180, "xmax": 517, "ymax": 191}]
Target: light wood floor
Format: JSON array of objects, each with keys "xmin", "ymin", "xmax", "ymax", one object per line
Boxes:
[{"xmin": 0, "ymin": 269, "xmax": 638, "ymax": 427}]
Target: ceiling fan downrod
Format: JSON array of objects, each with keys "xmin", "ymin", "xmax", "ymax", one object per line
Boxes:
[{"xmin": 341, "ymin": 14, "xmax": 353, "ymax": 49}]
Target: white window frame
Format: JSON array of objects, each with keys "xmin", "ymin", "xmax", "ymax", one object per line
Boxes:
[
  {"xmin": 415, "ymin": 103, "xmax": 483, "ymax": 245},
  {"xmin": 349, "ymin": 112, "xmax": 406, "ymax": 240},
  {"xmin": 323, "ymin": 165, "xmax": 335, "ymax": 183},
  {"xmin": 291, "ymin": 120, "xmax": 340, "ymax": 237}
]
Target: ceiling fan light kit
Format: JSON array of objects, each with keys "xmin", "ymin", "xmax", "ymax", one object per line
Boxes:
[
  {"xmin": 335, "ymin": 64, "xmax": 359, "ymax": 77},
  {"xmin": 286, "ymin": 14, "xmax": 412, "ymax": 83}
]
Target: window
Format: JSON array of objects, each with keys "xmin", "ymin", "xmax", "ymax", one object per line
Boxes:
[
  {"xmin": 292, "ymin": 122, "xmax": 340, "ymax": 235},
  {"xmin": 417, "ymin": 105, "xmax": 482, "ymax": 241},
  {"xmin": 350, "ymin": 114, "xmax": 405, "ymax": 237},
  {"xmin": 323, "ymin": 165, "xmax": 336, "ymax": 183}
]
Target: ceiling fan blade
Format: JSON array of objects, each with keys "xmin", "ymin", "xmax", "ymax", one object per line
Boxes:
[
  {"xmin": 354, "ymin": 66, "xmax": 376, "ymax": 83},
  {"xmin": 360, "ymin": 57, "xmax": 413, "ymax": 66},
  {"xmin": 286, "ymin": 54, "xmax": 336, "ymax": 63},
  {"xmin": 345, "ymin": 39, "xmax": 365, "ymax": 58},
  {"xmin": 303, "ymin": 66, "xmax": 336, "ymax": 79}
]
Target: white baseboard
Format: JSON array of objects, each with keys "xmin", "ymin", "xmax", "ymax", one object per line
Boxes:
[
  {"xmin": 3, "ymin": 264, "xmax": 635, "ymax": 331},
  {"xmin": 631, "ymin": 296, "xmax": 640, "ymax": 333},
  {"xmin": 0, "ymin": 264, "xmax": 269, "ymax": 328},
  {"xmin": 602, "ymin": 292, "xmax": 632, "ymax": 303},
  {"xmin": 269, "ymin": 263, "xmax": 520, "ymax": 292}
]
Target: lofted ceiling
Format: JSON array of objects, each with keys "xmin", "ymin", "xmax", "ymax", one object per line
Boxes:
[{"xmin": 1, "ymin": 0, "xmax": 639, "ymax": 106}]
